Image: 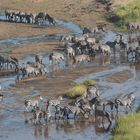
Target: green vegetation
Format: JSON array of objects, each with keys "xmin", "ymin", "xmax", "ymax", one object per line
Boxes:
[
  {"xmin": 110, "ymin": 106, "xmax": 140, "ymax": 140},
  {"xmin": 106, "ymin": 0, "xmax": 140, "ymax": 31},
  {"xmin": 81, "ymin": 79, "xmax": 96, "ymax": 87},
  {"xmin": 67, "ymin": 84, "xmax": 86, "ymax": 98},
  {"xmin": 67, "ymin": 79, "xmax": 96, "ymax": 98}
]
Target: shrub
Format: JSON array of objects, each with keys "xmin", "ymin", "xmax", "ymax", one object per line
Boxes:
[
  {"xmin": 67, "ymin": 79, "xmax": 96, "ymax": 98},
  {"xmin": 67, "ymin": 84, "xmax": 86, "ymax": 99},
  {"xmin": 105, "ymin": 0, "xmax": 140, "ymax": 31},
  {"xmin": 81, "ymin": 79, "xmax": 96, "ymax": 87}
]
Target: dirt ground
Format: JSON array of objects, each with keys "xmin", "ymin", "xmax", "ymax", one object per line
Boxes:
[
  {"xmin": 0, "ymin": 22, "xmax": 69, "ymax": 39},
  {"xmin": 15, "ymin": 65, "xmax": 107, "ymax": 96},
  {"xmin": 11, "ymin": 41, "xmax": 62, "ymax": 59}
]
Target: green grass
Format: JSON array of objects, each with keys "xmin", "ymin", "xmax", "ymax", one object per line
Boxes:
[
  {"xmin": 67, "ymin": 84, "xmax": 86, "ymax": 98},
  {"xmin": 106, "ymin": 0, "xmax": 140, "ymax": 31},
  {"xmin": 110, "ymin": 112, "xmax": 140, "ymax": 140},
  {"xmin": 67, "ymin": 79, "xmax": 96, "ymax": 98},
  {"xmin": 81, "ymin": 79, "xmax": 96, "ymax": 87}
]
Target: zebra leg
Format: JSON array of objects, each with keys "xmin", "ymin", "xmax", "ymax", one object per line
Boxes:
[
  {"xmin": 67, "ymin": 113, "xmax": 69, "ymax": 119},
  {"xmin": 115, "ymin": 104, "xmax": 119, "ymax": 113},
  {"xmin": 74, "ymin": 111, "xmax": 77, "ymax": 119},
  {"xmin": 55, "ymin": 112, "xmax": 57, "ymax": 120},
  {"xmin": 103, "ymin": 104, "xmax": 106, "ymax": 111},
  {"xmin": 106, "ymin": 112, "xmax": 112, "ymax": 124}
]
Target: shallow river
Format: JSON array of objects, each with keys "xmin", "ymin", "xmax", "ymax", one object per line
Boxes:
[{"xmin": 0, "ymin": 16, "xmax": 140, "ymax": 140}]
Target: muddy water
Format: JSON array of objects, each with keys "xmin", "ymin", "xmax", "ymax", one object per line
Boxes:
[
  {"xmin": 0, "ymin": 17, "xmax": 140, "ymax": 140},
  {"xmin": 1, "ymin": 64, "xmax": 140, "ymax": 140}
]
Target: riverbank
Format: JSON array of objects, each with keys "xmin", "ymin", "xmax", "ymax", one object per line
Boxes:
[
  {"xmin": 110, "ymin": 111, "xmax": 140, "ymax": 140},
  {"xmin": 0, "ymin": 22, "xmax": 69, "ymax": 39}
]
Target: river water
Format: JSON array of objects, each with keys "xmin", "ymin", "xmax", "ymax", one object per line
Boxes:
[{"xmin": 0, "ymin": 16, "xmax": 140, "ymax": 140}]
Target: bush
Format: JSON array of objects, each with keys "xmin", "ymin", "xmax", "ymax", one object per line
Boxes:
[
  {"xmin": 67, "ymin": 84, "xmax": 86, "ymax": 99},
  {"xmin": 81, "ymin": 79, "xmax": 96, "ymax": 87},
  {"xmin": 105, "ymin": 0, "xmax": 140, "ymax": 31},
  {"xmin": 67, "ymin": 79, "xmax": 96, "ymax": 98}
]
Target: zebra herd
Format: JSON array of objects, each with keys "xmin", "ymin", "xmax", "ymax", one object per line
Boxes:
[
  {"xmin": 61, "ymin": 26, "xmax": 140, "ymax": 63},
  {"xmin": 0, "ymin": 55, "xmax": 18, "ymax": 71},
  {"xmin": 61, "ymin": 33, "xmax": 111, "ymax": 62},
  {"xmin": 16, "ymin": 55, "xmax": 49, "ymax": 81},
  {"xmin": 5, "ymin": 10, "xmax": 56, "ymax": 25},
  {"xmin": 24, "ymin": 85, "xmax": 135, "ymax": 125}
]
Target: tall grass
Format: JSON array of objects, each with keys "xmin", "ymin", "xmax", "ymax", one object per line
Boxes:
[
  {"xmin": 110, "ymin": 113, "xmax": 140, "ymax": 140},
  {"xmin": 67, "ymin": 84, "xmax": 86, "ymax": 98},
  {"xmin": 106, "ymin": 0, "xmax": 140, "ymax": 31},
  {"xmin": 67, "ymin": 79, "xmax": 96, "ymax": 98}
]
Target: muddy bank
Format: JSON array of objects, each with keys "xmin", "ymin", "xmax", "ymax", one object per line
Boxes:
[
  {"xmin": 15, "ymin": 65, "xmax": 108, "ymax": 96},
  {"xmin": 10, "ymin": 41, "xmax": 60, "ymax": 59},
  {"xmin": 0, "ymin": 21, "xmax": 69, "ymax": 39}
]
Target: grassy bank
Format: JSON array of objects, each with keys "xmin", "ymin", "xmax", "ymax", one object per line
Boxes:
[
  {"xmin": 110, "ymin": 108, "xmax": 140, "ymax": 140},
  {"xmin": 106, "ymin": 0, "xmax": 140, "ymax": 31}
]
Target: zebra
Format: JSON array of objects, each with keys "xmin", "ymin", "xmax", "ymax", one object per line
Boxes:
[
  {"xmin": 49, "ymin": 96, "xmax": 63, "ymax": 107},
  {"xmin": 93, "ymin": 105, "xmax": 112, "ymax": 123},
  {"xmin": 24, "ymin": 95, "xmax": 43, "ymax": 111},
  {"xmin": 114, "ymin": 93, "xmax": 135, "ymax": 112},
  {"xmin": 87, "ymin": 85, "xmax": 100, "ymax": 99},
  {"xmin": 54, "ymin": 104, "xmax": 64, "ymax": 119},
  {"xmin": 89, "ymin": 97, "xmax": 114, "ymax": 111},
  {"xmin": 63, "ymin": 104, "xmax": 85, "ymax": 119},
  {"xmin": 43, "ymin": 100, "xmax": 53, "ymax": 122}
]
